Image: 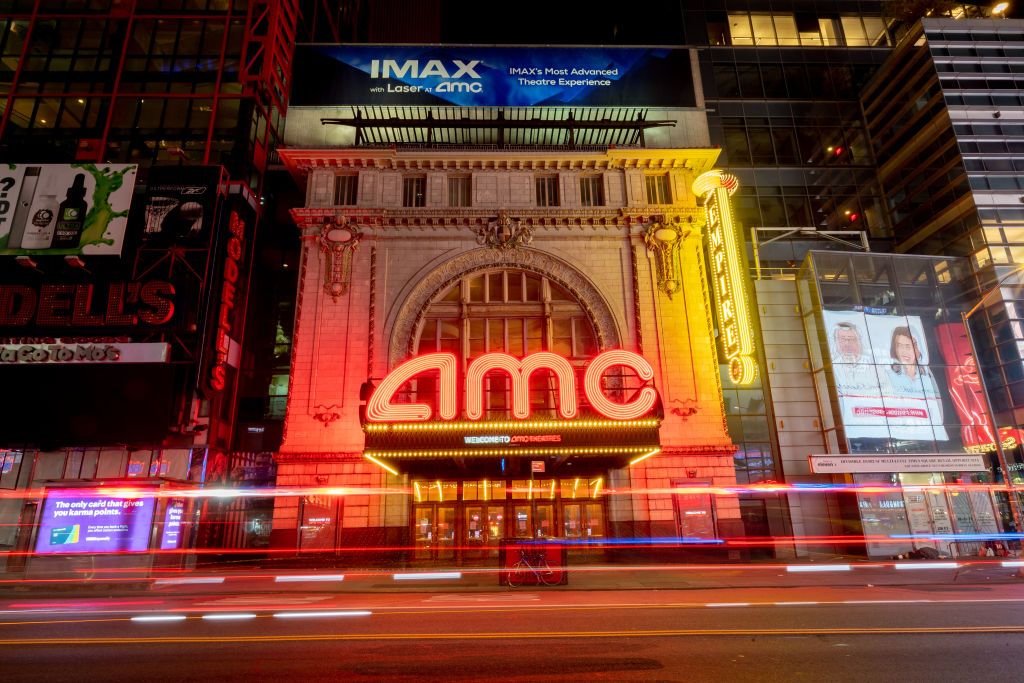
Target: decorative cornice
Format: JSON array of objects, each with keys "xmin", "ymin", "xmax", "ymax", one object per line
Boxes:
[
  {"xmin": 289, "ymin": 207, "xmax": 705, "ymax": 230},
  {"xmin": 274, "ymin": 452, "xmax": 365, "ymax": 463},
  {"xmin": 659, "ymin": 444, "xmax": 738, "ymax": 457},
  {"xmin": 278, "ymin": 147, "xmax": 721, "ymax": 177}
]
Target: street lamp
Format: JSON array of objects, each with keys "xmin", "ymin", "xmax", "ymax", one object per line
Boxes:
[{"xmin": 962, "ymin": 264, "xmax": 1024, "ymax": 539}]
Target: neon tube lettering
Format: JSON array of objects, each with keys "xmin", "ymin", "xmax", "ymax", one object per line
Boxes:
[
  {"xmin": 365, "ymin": 352, "xmax": 458, "ymax": 422},
  {"xmin": 465, "ymin": 352, "xmax": 578, "ymax": 420},
  {"xmin": 583, "ymin": 350, "xmax": 657, "ymax": 421}
]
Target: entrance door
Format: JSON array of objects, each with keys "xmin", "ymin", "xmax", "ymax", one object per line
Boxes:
[
  {"xmin": 436, "ymin": 505, "xmax": 456, "ymax": 560},
  {"xmin": 413, "ymin": 504, "xmax": 457, "ymax": 561},
  {"xmin": 298, "ymin": 496, "xmax": 339, "ymax": 552},
  {"xmin": 463, "ymin": 505, "xmax": 504, "ymax": 560}
]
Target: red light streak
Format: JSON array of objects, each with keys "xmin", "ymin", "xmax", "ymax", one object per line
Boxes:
[{"xmin": 0, "ymin": 482, "xmax": 1013, "ymax": 504}]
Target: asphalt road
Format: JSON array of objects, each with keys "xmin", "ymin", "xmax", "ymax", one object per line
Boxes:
[{"xmin": 0, "ymin": 584, "xmax": 1022, "ymax": 681}]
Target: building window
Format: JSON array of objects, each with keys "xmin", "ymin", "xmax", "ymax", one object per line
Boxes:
[
  {"xmin": 645, "ymin": 175, "xmax": 672, "ymax": 205},
  {"xmin": 414, "ymin": 269, "xmax": 600, "ymax": 420},
  {"xmin": 579, "ymin": 176, "xmax": 604, "ymax": 207},
  {"xmin": 334, "ymin": 175, "xmax": 358, "ymax": 206},
  {"xmin": 448, "ymin": 176, "xmax": 471, "ymax": 207},
  {"xmin": 841, "ymin": 16, "xmax": 888, "ymax": 46},
  {"xmin": 403, "ymin": 176, "xmax": 426, "ymax": 207},
  {"xmin": 536, "ymin": 176, "xmax": 560, "ymax": 207},
  {"xmin": 727, "ymin": 12, "xmax": 854, "ymax": 46}
]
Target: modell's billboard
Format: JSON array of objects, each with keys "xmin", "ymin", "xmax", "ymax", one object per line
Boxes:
[{"xmin": 0, "ymin": 164, "xmax": 137, "ymax": 256}]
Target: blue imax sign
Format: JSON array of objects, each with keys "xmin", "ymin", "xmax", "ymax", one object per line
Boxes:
[{"xmin": 292, "ymin": 45, "xmax": 697, "ymax": 108}]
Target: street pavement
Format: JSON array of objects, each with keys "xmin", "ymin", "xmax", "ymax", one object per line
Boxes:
[{"xmin": 0, "ymin": 582, "xmax": 1022, "ymax": 681}]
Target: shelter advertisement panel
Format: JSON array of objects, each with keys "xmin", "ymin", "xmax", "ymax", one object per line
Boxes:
[
  {"xmin": 292, "ymin": 45, "xmax": 697, "ymax": 107},
  {"xmin": 34, "ymin": 490, "xmax": 155, "ymax": 554},
  {"xmin": 0, "ymin": 164, "xmax": 137, "ymax": 256}
]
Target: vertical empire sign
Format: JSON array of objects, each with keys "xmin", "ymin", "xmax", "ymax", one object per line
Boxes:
[{"xmin": 693, "ymin": 171, "xmax": 756, "ymax": 385}]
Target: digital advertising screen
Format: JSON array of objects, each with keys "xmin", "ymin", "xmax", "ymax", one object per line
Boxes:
[
  {"xmin": 292, "ymin": 45, "xmax": 697, "ymax": 108},
  {"xmin": 159, "ymin": 499, "xmax": 186, "ymax": 550},
  {"xmin": 34, "ymin": 490, "xmax": 155, "ymax": 554},
  {"xmin": 823, "ymin": 310, "xmax": 991, "ymax": 454}
]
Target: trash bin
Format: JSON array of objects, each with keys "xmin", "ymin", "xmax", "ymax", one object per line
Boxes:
[{"xmin": 498, "ymin": 538, "xmax": 568, "ymax": 586}]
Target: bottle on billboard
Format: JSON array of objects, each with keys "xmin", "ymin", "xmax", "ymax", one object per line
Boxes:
[
  {"xmin": 5, "ymin": 166, "xmax": 41, "ymax": 249},
  {"xmin": 19, "ymin": 194, "xmax": 58, "ymax": 249},
  {"xmin": 51, "ymin": 173, "xmax": 89, "ymax": 249}
]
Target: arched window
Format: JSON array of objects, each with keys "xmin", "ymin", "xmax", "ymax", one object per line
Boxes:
[{"xmin": 412, "ymin": 269, "xmax": 599, "ymax": 419}]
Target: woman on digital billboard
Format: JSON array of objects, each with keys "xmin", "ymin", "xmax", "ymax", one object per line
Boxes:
[{"xmin": 880, "ymin": 324, "xmax": 946, "ymax": 442}]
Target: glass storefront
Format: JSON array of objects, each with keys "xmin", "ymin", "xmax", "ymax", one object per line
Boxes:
[{"xmin": 410, "ymin": 477, "xmax": 605, "ymax": 562}]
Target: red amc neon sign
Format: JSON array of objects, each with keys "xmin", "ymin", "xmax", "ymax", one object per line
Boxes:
[{"xmin": 366, "ymin": 350, "xmax": 658, "ymax": 423}]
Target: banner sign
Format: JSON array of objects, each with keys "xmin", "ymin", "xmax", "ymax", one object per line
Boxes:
[
  {"xmin": 0, "ymin": 164, "xmax": 137, "ymax": 256},
  {"xmin": 0, "ymin": 342, "xmax": 169, "ymax": 364},
  {"xmin": 0, "ymin": 281, "xmax": 176, "ymax": 331},
  {"xmin": 34, "ymin": 490, "xmax": 155, "ymax": 554},
  {"xmin": 808, "ymin": 454, "xmax": 987, "ymax": 474},
  {"xmin": 159, "ymin": 499, "xmax": 186, "ymax": 550},
  {"xmin": 694, "ymin": 171, "xmax": 756, "ymax": 385},
  {"xmin": 292, "ymin": 45, "xmax": 697, "ymax": 107}
]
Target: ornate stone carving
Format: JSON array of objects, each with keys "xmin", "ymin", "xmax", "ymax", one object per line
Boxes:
[
  {"xmin": 474, "ymin": 211, "xmax": 533, "ymax": 251},
  {"xmin": 312, "ymin": 404, "xmax": 342, "ymax": 427},
  {"xmin": 642, "ymin": 215, "xmax": 695, "ymax": 299},
  {"xmin": 319, "ymin": 218, "xmax": 363, "ymax": 301},
  {"xmin": 388, "ymin": 248, "xmax": 622, "ymax": 367}
]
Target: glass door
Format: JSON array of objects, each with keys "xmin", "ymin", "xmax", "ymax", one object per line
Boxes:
[
  {"xmin": 436, "ymin": 505, "xmax": 456, "ymax": 560},
  {"xmin": 413, "ymin": 504, "xmax": 435, "ymax": 560}
]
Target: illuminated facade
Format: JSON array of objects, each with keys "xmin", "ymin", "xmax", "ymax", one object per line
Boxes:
[{"xmin": 273, "ymin": 145, "xmax": 744, "ymax": 557}]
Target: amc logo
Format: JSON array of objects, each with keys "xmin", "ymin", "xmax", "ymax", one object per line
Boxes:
[{"xmin": 365, "ymin": 350, "xmax": 659, "ymax": 423}]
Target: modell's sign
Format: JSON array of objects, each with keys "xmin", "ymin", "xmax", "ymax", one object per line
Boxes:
[
  {"xmin": 0, "ymin": 282, "xmax": 175, "ymax": 328},
  {"xmin": 208, "ymin": 210, "xmax": 246, "ymax": 392},
  {"xmin": 365, "ymin": 349, "xmax": 659, "ymax": 423},
  {"xmin": 0, "ymin": 341, "xmax": 169, "ymax": 364}
]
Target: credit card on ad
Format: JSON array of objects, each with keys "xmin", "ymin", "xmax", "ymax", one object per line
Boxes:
[{"xmin": 49, "ymin": 525, "xmax": 80, "ymax": 546}]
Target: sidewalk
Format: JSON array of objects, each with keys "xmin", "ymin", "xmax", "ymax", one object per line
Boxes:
[{"xmin": 3, "ymin": 558, "xmax": 1022, "ymax": 598}]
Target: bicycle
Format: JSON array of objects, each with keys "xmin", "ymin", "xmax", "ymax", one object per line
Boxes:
[{"xmin": 506, "ymin": 547, "xmax": 560, "ymax": 587}]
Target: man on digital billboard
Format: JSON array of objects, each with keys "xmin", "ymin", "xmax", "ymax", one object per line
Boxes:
[{"xmin": 824, "ymin": 311, "xmax": 884, "ymax": 438}]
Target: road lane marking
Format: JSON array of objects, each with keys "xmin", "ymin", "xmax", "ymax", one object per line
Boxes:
[
  {"xmin": 272, "ymin": 611, "xmax": 371, "ymax": 619},
  {"xmin": 393, "ymin": 572, "xmax": 462, "ymax": 581},
  {"xmin": 424, "ymin": 594, "xmax": 540, "ymax": 602},
  {"xmin": 201, "ymin": 613, "xmax": 257, "ymax": 621},
  {"xmin": 787, "ymin": 565, "xmax": 851, "ymax": 572},
  {"xmin": 154, "ymin": 577, "xmax": 225, "ymax": 586},
  {"xmin": 5, "ymin": 625, "xmax": 1024, "ymax": 646},
  {"xmin": 275, "ymin": 575, "xmax": 346, "ymax": 583},
  {"xmin": 2, "ymin": 596, "xmax": 1024, "ymax": 628}
]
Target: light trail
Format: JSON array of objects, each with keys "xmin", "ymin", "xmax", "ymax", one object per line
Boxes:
[{"xmin": 0, "ymin": 481, "xmax": 1016, "ymax": 502}]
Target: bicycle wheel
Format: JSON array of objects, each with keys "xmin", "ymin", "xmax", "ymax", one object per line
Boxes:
[
  {"xmin": 537, "ymin": 561, "xmax": 559, "ymax": 586},
  {"xmin": 507, "ymin": 561, "xmax": 527, "ymax": 588}
]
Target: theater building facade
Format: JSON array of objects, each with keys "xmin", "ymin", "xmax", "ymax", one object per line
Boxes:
[{"xmin": 270, "ymin": 143, "xmax": 751, "ymax": 561}]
